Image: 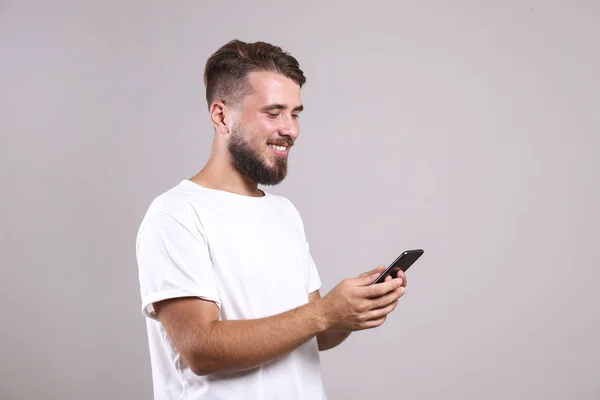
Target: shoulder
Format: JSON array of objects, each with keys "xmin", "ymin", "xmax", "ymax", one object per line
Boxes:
[{"xmin": 136, "ymin": 180, "xmax": 208, "ymax": 241}]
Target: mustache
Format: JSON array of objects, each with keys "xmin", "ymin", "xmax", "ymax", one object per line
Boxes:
[{"xmin": 268, "ymin": 138, "xmax": 294, "ymax": 147}]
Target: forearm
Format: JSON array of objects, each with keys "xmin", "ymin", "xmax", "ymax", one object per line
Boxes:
[
  {"xmin": 317, "ymin": 330, "xmax": 351, "ymax": 351},
  {"xmin": 190, "ymin": 300, "xmax": 327, "ymax": 375}
]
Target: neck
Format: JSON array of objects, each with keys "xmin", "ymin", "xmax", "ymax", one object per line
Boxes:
[{"xmin": 189, "ymin": 140, "xmax": 264, "ymax": 198}]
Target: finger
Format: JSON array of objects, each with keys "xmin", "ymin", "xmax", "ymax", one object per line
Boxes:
[
  {"xmin": 362, "ymin": 277, "xmax": 402, "ymax": 298},
  {"xmin": 353, "ymin": 272, "xmax": 382, "ymax": 286},
  {"xmin": 372, "ymin": 272, "xmax": 393, "ymax": 284},
  {"xmin": 362, "ymin": 301, "xmax": 398, "ymax": 324},
  {"xmin": 370, "ymin": 286, "xmax": 405, "ymax": 309},
  {"xmin": 354, "ymin": 267, "xmax": 399, "ymax": 287},
  {"xmin": 360, "ymin": 315, "xmax": 387, "ymax": 330},
  {"xmin": 359, "ymin": 265, "xmax": 386, "ymax": 278},
  {"xmin": 396, "ymin": 270, "xmax": 407, "ymax": 287}
]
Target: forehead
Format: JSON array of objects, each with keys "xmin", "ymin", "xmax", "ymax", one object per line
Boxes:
[{"xmin": 243, "ymin": 70, "xmax": 302, "ymax": 108}]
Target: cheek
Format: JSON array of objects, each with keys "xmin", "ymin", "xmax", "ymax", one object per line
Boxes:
[{"xmin": 256, "ymin": 120, "xmax": 279, "ymax": 139}]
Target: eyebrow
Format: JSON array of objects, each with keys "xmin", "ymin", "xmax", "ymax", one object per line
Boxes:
[{"xmin": 260, "ymin": 103, "xmax": 304, "ymax": 113}]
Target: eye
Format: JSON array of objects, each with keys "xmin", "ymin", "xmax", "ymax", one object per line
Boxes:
[
  {"xmin": 292, "ymin": 114, "xmax": 300, "ymax": 119},
  {"xmin": 267, "ymin": 113, "xmax": 279, "ymax": 118}
]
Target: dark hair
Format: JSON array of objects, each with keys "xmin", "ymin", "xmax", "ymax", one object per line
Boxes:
[{"xmin": 203, "ymin": 39, "xmax": 306, "ymax": 108}]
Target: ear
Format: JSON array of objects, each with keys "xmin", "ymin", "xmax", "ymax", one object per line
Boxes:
[{"xmin": 209, "ymin": 101, "xmax": 229, "ymax": 134}]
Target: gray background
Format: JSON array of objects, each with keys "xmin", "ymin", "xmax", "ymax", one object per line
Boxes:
[{"xmin": 1, "ymin": 1, "xmax": 599, "ymax": 399}]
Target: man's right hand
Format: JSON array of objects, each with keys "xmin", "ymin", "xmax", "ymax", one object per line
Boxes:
[{"xmin": 318, "ymin": 269, "xmax": 405, "ymax": 332}]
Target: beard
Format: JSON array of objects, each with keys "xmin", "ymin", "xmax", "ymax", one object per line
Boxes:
[{"xmin": 227, "ymin": 123, "xmax": 290, "ymax": 186}]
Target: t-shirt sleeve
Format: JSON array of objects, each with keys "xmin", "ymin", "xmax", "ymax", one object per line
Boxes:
[{"xmin": 136, "ymin": 211, "xmax": 220, "ymax": 320}]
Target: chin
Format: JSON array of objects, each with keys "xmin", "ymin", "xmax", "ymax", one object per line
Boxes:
[{"xmin": 258, "ymin": 168, "xmax": 287, "ymax": 186}]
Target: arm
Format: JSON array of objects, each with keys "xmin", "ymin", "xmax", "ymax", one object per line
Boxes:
[
  {"xmin": 154, "ymin": 296, "xmax": 328, "ymax": 376},
  {"xmin": 154, "ymin": 273, "xmax": 402, "ymax": 376},
  {"xmin": 308, "ymin": 290, "xmax": 351, "ymax": 351},
  {"xmin": 139, "ymin": 211, "xmax": 403, "ymax": 376}
]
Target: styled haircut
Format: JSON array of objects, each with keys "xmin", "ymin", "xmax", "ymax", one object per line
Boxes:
[{"xmin": 203, "ymin": 39, "xmax": 306, "ymax": 109}]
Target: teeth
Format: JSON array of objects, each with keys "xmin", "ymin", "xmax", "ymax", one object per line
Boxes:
[{"xmin": 269, "ymin": 144, "xmax": 287, "ymax": 152}]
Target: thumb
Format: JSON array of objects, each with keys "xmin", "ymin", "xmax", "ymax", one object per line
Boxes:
[
  {"xmin": 359, "ymin": 265, "xmax": 386, "ymax": 278},
  {"xmin": 351, "ymin": 271, "xmax": 380, "ymax": 286}
]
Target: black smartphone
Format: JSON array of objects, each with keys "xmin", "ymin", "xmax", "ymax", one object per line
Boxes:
[{"xmin": 372, "ymin": 249, "xmax": 424, "ymax": 285}]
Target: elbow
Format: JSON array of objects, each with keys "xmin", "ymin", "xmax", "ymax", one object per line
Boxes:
[
  {"xmin": 180, "ymin": 348, "xmax": 217, "ymax": 376},
  {"xmin": 190, "ymin": 359, "xmax": 239, "ymax": 377},
  {"xmin": 182, "ymin": 325, "xmax": 223, "ymax": 376},
  {"xmin": 185, "ymin": 353, "xmax": 220, "ymax": 377},
  {"xmin": 188, "ymin": 357, "xmax": 219, "ymax": 377},
  {"xmin": 190, "ymin": 363, "xmax": 214, "ymax": 377},
  {"xmin": 186, "ymin": 351, "xmax": 252, "ymax": 377}
]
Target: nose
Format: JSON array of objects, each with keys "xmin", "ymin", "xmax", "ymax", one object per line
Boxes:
[{"xmin": 278, "ymin": 116, "xmax": 299, "ymax": 140}]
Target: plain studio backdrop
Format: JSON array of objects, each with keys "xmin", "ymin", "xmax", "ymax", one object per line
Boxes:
[{"xmin": 1, "ymin": 1, "xmax": 599, "ymax": 399}]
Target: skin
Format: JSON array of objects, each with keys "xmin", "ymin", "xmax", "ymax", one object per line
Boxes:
[{"xmin": 153, "ymin": 70, "xmax": 408, "ymax": 376}]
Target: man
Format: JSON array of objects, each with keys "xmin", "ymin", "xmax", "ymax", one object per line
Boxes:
[{"xmin": 136, "ymin": 39, "xmax": 407, "ymax": 399}]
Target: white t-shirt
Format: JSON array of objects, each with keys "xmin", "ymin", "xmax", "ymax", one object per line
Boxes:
[{"xmin": 135, "ymin": 179, "xmax": 327, "ymax": 400}]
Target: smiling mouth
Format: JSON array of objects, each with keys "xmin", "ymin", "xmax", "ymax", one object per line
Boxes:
[{"xmin": 268, "ymin": 144, "xmax": 288, "ymax": 152}]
